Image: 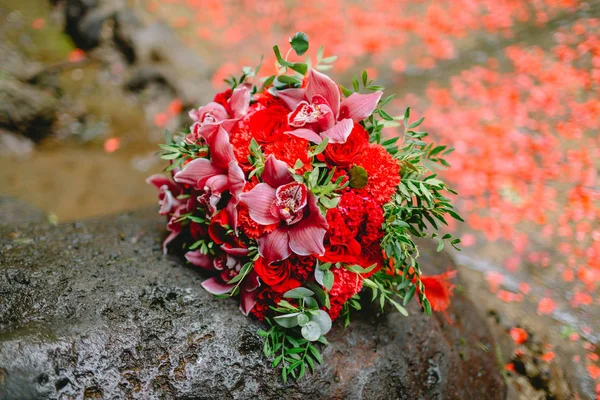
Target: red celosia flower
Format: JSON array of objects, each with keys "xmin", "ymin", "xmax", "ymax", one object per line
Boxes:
[
  {"xmin": 327, "ymin": 267, "xmax": 364, "ymax": 320},
  {"xmin": 354, "ymin": 144, "xmax": 401, "ymax": 205},
  {"xmin": 250, "ymin": 289, "xmax": 284, "ymax": 321}
]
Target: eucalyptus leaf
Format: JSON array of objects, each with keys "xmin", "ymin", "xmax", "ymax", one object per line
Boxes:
[
  {"xmin": 297, "ymin": 313, "xmax": 310, "ymax": 327},
  {"xmin": 301, "ymin": 321, "xmax": 321, "ymax": 341},
  {"xmin": 309, "ymin": 310, "xmax": 332, "ymax": 335},
  {"xmin": 283, "ymin": 287, "xmax": 315, "ymax": 299},
  {"xmin": 273, "ymin": 312, "xmax": 301, "ymax": 328}
]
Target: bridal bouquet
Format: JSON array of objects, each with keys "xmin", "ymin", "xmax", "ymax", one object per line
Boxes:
[{"xmin": 148, "ymin": 33, "xmax": 461, "ymax": 381}]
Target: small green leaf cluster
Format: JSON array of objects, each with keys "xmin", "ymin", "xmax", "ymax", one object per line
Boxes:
[{"xmin": 258, "ymin": 287, "xmax": 331, "ymax": 381}]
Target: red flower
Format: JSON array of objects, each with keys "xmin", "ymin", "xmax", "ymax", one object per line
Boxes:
[
  {"xmin": 213, "ymin": 88, "xmax": 232, "ymax": 109},
  {"xmin": 419, "ymin": 270, "xmax": 457, "ymax": 319},
  {"xmin": 254, "ymin": 256, "xmax": 301, "ymax": 293},
  {"xmin": 323, "ymin": 123, "xmax": 369, "ymax": 167},
  {"xmin": 327, "ymin": 267, "xmax": 364, "ymax": 320},
  {"xmin": 208, "ymin": 210, "xmax": 230, "ymax": 244},
  {"xmin": 354, "ymin": 144, "xmax": 401, "ymax": 205},
  {"xmin": 239, "ymin": 155, "xmax": 328, "ymax": 264},
  {"xmin": 246, "ymin": 104, "xmax": 290, "ymax": 143}
]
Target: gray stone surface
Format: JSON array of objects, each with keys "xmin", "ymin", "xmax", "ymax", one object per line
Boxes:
[{"xmin": 0, "ymin": 200, "xmax": 506, "ymax": 399}]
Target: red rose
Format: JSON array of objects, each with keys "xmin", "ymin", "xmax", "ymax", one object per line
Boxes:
[
  {"xmin": 190, "ymin": 221, "xmax": 207, "ymax": 239},
  {"xmin": 246, "ymin": 104, "xmax": 290, "ymax": 143},
  {"xmin": 323, "ymin": 123, "xmax": 369, "ymax": 167},
  {"xmin": 254, "ymin": 257, "xmax": 301, "ymax": 293},
  {"xmin": 213, "ymin": 89, "xmax": 232, "ymax": 109},
  {"xmin": 208, "ymin": 210, "xmax": 230, "ymax": 244}
]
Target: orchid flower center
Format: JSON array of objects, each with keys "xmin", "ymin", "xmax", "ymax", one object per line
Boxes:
[
  {"xmin": 202, "ymin": 112, "xmax": 217, "ymax": 125},
  {"xmin": 288, "ymin": 100, "xmax": 327, "ymax": 128},
  {"xmin": 271, "ymin": 182, "xmax": 308, "ymax": 225}
]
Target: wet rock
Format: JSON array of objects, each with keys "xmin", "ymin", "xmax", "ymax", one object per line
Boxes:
[
  {"xmin": 0, "ymin": 200, "xmax": 505, "ymax": 399},
  {"xmin": 0, "ymin": 78, "xmax": 58, "ymax": 141},
  {"xmin": 0, "ymin": 129, "xmax": 35, "ymax": 158}
]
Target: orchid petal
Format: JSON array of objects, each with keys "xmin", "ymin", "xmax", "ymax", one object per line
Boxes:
[
  {"xmin": 229, "ymin": 86, "xmax": 250, "ymax": 118},
  {"xmin": 285, "ymin": 129, "xmax": 323, "ymax": 144},
  {"xmin": 288, "ymin": 193, "xmax": 328, "ymax": 256},
  {"xmin": 225, "ymin": 197, "xmax": 240, "ymax": 233},
  {"xmin": 239, "ymin": 183, "xmax": 279, "ymax": 225},
  {"xmin": 208, "ymin": 126, "xmax": 236, "ymax": 169},
  {"xmin": 221, "ymin": 244, "xmax": 250, "ymax": 257},
  {"xmin": 258, "ymin": 227, "xmax": 292, "ymax": 264},
  {"xmin": 306, "ymin": 69, "xmax": 340, "ymax": 118},
  {"xmin": 162, "ymin": 229, "xmax": 180, "ymax": 255},
  {"xmin": 244, "ymin": 270, "xmax": 261, "ymax": 292},
  {"xmin": 174, "ymin": 158, "xmax": 222, "ymax": 188},
  {"xmin": 320, "ymin": 118, "xmax": 354, "ymax": 144},
  {"xmin": 276, "ymin": 88, "xmax": 306, "ymax": 110},
  {"xmin": 339, "ymin": 91, "xmax": 383, "ymax": 122},
  {"xmin": 185, "ymin": 250, "xmax": 213, "ymax": 269},
  {"xmin": 289, "ymin": 224, "xmax": 327, "ymax": 256},
  {"xmin": 239, "ymin": 286, "xmax": 258, "ymax": 316},
  {"xmin": 146, "ymin": 174, "xmax": 178, "ymax": 193},
  {"xmin": 205, "ymin": 174, "xmax": 229, "ymax": 194},
  {"xmin": 201, "ymin": 277, "xmax": 234, "ymax": 295},
  {"xmin": 227, "ymin": 161, "xmax": 246, "ymax": 197},
  {"xmin": 262, "ymin": 155, "xmax": 293, "ymax": 188}
]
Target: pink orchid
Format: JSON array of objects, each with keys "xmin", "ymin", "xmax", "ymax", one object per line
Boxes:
[
  {"xmin": 146, "ymin": 174, "xmax": 183, "ymax": 216},
  {"xmin": 185, "ymin": 244, "xmax": 260, "ymax": 315},
  {"xmin": 147, "ymin": 174, "xmax": 190, "ymax": 253},
  {"xmin": 174, "ymin": 125, "xmax": 245, "ymax": 228},
  {"xmin": 239, "ymin": 155, "xmax": 328, "ymax": 264},
  {"xmin": 277, "ymin": 69, "xmax": 383, "ymax": 144},
  {"xmin": 187, "ymin": 86, "xmax": 250, "ymax": 143}
]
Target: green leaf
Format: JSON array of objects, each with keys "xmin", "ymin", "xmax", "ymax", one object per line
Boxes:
[
  {"xmin": 273, "ymin": 312, "xmax": 301, "ymax": 328},
  {"xmin": 303, "ymin": 296, "xmax": 318, "ymax": 309},
  {"xmin": 319, "ymin": 196, "xmax": 340, "ymax": 209},
  {"xmin": 284, "ymin": 287, "xmax": 315, "ymax": 299},
  {"xmin": 297, "ymin": 313, "xmax": 310, "ymax": 327},
  {"xmin": 290, "ymin": 32, "xmax": 309, "ymax": 56},
  {"xmin": 301, "ymin": 321, "xmax": 322, "ymax": 341},
  {"xmin": 323, "ymin": 270, "xmax": 334, "ymax": 291},
  {"xmin": 293, "ymin": 159, "xmax": 304, "ymax": 170},
  {"xmin": 309, "ymin": 310, "xmax": 332, "ymax": 335},
  {"xmin": 345, "ymin": 263, "xmax": 377, "ymax": 274},
  {"xmin": 312, "ymin": 137, "xmax": 329, "ymax": 155},
  {"xmin": 348, "ymin": 165, "xmax": 368, "ymax": 189}
]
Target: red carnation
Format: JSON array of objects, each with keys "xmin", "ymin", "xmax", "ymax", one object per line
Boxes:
[
  {"xmin": 354, "ymin": 144, "xmax": 401, "ymax": 205},
  {"xmin": 323, "ymin": 123, "xmax": 369, "ymax": 167}
]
